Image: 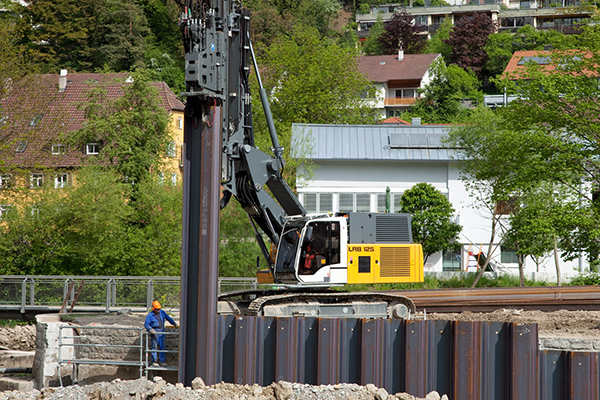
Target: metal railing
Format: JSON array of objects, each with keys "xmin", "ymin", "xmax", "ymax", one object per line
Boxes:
[
  {"xmin": 144, "ymin": 330, "xmax": 180, "ymax": 378},
  {"xmin": 0, "ymin": 275, "xmax": 260, "ymax": 314},
  {"xmin": 58, "ymin": 325, "xmax": 145, "ymax": 386}
]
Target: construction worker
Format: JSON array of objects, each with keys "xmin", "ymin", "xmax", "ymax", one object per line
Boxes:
[{"xmin": 144, "ymin": 300, "xmax": 178, "ymax": 366}]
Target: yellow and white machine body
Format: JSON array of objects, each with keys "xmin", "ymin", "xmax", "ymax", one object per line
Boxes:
[{"xmin": 268, "ymin": 212, "xmax": 424, "ymax": 286}]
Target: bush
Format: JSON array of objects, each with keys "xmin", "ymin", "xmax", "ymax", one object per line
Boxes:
[{"xmin": 568, "ymin": 272, "xmax": 600, "ymax": 286}]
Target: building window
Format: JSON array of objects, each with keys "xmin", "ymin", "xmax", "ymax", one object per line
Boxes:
[
  {"xmin": 495, "ymin": 197, "xmax": 519, "ymax": 215},
  {"xmin": 339, "ymin": 193, "xmax": 354, "ymax": 213},
  {"xmin": 179, "ymin": 144, "xmax": 184, "ymax": 167},
  {"xmin": 443, "ymin": 249, "xmax": 461, "ymax": 271},
  {"xmin": 0, "ymin": 205, "xmax": 13, "ymax": 220},
  {"xmin": 15, "ymin": 140, "xmax": 28, "ymax": 153},
  {"xmin": 52, "ymin": 144, "xmax": 65, "ymax": 155},
  {"xmin": 177, "ymin": 118, "xmax": 183, "ymax": 130},
  {"xmin": 320, "ymin": 194, "xmax": 333, "ymax": 213},
  {"xmin": 158, "ymin": 172, "xmax": 165, "ymax": 185},
  {"xmin": 0, "ymin": 174, "xmax": 12, "ymax": 189},
  {"xmin": 29, "ymin": 205, "xmax": 41, "ymax": 218},
  {"xmin": 86, "ymin": 143, "xmax": 100, "ymax": 155},
  {"xmin": 167, "ymin": 141, "xmax": 176, "ymax": 158},
  {"xmin": 30, "ymin": 113, "xmax": 43, "ymax": 127},
  {"xmin": 171, "ymin": 173, "xmax": 177, "ymax": 186},
  {"xmin": 30, "ymin": 173, "xmax": 43, "ymax": 189},
  {"xmin": 54, "ymin": 173, "xmax": 69, "ymax": 189},
  {"xmin": 303, "ymin": 193, "xmax": 317, "ymax": 213},
  {"xmin": 356, "ymin": 193, "xmax": 370, "ymax": 212},
  {"xmin": 500, "ymin": 246, "xmax": 519, "ymax": 264},
  {"xmin": 395, "ymin": 89, "xmax": 417, "ymax": 99}
]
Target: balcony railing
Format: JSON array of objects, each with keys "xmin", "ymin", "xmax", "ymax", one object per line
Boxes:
[{"xmin": 384, "ymin": 98, "xmax": 417, "ymax": 106}]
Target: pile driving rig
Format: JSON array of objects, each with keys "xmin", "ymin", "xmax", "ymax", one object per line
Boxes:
[{"xmin": 178, "ymin": 0, "xmax": 423, "ymax": 319}]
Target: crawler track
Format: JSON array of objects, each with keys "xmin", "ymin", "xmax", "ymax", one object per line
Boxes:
[{"xmin": 385, "ymin": 285, "xmax": 600, "ymax": 313}]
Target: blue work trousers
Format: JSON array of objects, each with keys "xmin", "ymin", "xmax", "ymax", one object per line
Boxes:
[{"xmin": 149, "ymin": 332, "xmax": 166, "ymax": 363}]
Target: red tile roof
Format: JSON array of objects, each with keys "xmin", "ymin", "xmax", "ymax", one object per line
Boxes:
[
  {"xmin": 379, "ymin": 117, "xmax": 410, "ymax": 125},
  {"xmin": 358, "ymin": 53, "xmax": 441, "ymax": 83},
  {"xmin": 503, "ymin": 49, "xmax": 597, "ymax": 79},
  {"xmin": 0, "ymin": 72, "xmax": 184, "ymax": 169}
]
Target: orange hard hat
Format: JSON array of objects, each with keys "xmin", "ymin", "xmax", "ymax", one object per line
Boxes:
[{"xmin": 152, "ymin": 301, "xmax": 162, "ymax": 310}]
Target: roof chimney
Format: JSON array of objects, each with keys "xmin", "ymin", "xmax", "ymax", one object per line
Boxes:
[
  {"xmin": 398, "ymin": 49, "xmax": 404, "ymax": 62},
  {"xmin": 58, "ymin": 69, "xmax": 67, "ymax": 92},
  {"xmin": 412, "ymin": 117, "xmax": 421, "ymax": 126}
]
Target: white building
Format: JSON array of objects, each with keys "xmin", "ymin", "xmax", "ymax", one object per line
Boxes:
[
  {"xmin": 358, "ymin": 53, "xmax": 441, "ymax": 119},
  {"xmin": 292, "ymin": 121, "xmax": 584, "ymax": 282}
]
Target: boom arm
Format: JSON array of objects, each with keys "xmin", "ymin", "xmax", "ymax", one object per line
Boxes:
[{"xmin": 178, "ymin": 0, "xmax": 306, "ymax": 268}]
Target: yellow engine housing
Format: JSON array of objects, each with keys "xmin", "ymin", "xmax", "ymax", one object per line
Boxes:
[{"xmin": 346, "ymin": 243, "xmax": 424, "ymax": 284}]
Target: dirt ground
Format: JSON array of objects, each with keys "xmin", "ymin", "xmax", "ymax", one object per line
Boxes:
[
  {"xmin": 1, "ymin": 309, "xmax": 600, "ymax": 352},
  {"xmin": 418, "ymin": 309, "xmax": 600, "ymax": 339}
]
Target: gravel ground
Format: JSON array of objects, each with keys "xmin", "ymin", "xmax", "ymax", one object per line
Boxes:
[{"xmin": 0, "ymin": 376, "xmax": 448, "ymax": 400}]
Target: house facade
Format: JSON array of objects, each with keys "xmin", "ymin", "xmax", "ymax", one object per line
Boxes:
[
  {"xmin": 292, "ymin": 121, "xmax": 583, "ymax": 282},
  {"xmin": 0, "ymin": 71, "xmax": 185, "ymax": 216},
  {"xmin": 357, "ymin": 2, "xmax": 594, "ymax": 41},
  {"xmin": 358, "ymin": 53, "xmax": 441, "ymax": 119}
]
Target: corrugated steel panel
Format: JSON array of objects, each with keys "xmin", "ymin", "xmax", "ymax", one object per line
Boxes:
[{"xmin": 210, "ymin": 316, "xmax": 600, "ymax": 399}]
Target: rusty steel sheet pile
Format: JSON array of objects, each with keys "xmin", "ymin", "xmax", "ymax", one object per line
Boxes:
[
  {"xmin": 389, "ymin": 285, "xmax": 600, "ymax": 312},
  {"xmin": 209, "ymin": 315, "xmax": 600, "ymax": 400}
]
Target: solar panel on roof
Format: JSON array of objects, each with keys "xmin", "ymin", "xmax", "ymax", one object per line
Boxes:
[{"xmin": 517, "ymin": 56, "xmax": 550, "ymax": 65}]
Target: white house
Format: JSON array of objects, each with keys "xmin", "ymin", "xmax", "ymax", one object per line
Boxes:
[
  {"xmin": 358, "ymin": 53, "xmax": 441, "ymax": 119},
  {"xmin": 292, "ymin": 121, "xmax": 584, "ymax": 282}
]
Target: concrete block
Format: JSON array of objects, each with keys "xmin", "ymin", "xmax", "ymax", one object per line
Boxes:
[
  {"xmin": 0, "ymin": 376, "xmax": 35, "ymax": 392},
  {"xmin": 0, "ymin": 351, "xmax": 34, "ymax": 369}
]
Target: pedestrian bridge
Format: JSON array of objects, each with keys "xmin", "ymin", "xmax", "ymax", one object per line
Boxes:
[{"xmin": 0, "ymin": 275, "xmax": 258, "ymax": 319}]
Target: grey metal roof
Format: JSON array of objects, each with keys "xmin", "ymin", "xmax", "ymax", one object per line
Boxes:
[{"xmin": 291, "ymin": 123, "xmax": 457, "ymax": 161}]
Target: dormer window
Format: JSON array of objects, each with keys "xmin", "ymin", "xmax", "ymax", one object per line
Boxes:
[
  {"xmin": 52, "ymin": 143, "xmax": 65, "ymax": 155},
  {"xmin": 86, "ymin": 143, "xmax": 100, "ymax": 155},
  {"xmin": 15, "ymin": 140, "xmax": 28, "ymax": 153},
  {"xmin": 30, "ymin": 113, "xmax": 43, "ymax": 127}
]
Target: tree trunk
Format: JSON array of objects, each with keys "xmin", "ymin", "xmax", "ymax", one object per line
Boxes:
[
  {"xmin": 554, "ymin": 239, "xmax": 561, "ymax": 286},
  {"xmin": 516, "ymin": 241, "xmax": 525, "ymax": 287},
  {"xmin": 470, "ymin": 218, "xmax": 497, "ymax": 288}
]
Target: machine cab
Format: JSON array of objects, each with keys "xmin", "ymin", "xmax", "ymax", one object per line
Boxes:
[{"xmin": 274, "ymin": 216, "xmax": 348, "ymax": 285}]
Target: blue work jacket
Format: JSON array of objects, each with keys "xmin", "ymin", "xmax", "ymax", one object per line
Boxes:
[{"xmin": 144, "ymin": 309, "xmax": 176, "ymax": 332}]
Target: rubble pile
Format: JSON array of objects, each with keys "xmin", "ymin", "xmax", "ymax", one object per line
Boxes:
[
  {"xmin": 0, "ymin": 325, "xmax": 36, "ymax": 352},
  {"xmin": 0, "ymin": 377, "xmax": 448, "ymax": 400}
]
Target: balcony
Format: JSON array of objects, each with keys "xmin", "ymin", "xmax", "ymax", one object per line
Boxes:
[{"xmin": 384, "ymin": 98, "xmax": 417, "ymax": 106}]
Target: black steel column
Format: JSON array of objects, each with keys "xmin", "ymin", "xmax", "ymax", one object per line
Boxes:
[{"xmin": 179, "ymin": 98, "xmax": 221, "ymax": 386}]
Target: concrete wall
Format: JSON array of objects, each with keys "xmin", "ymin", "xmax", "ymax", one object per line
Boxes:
[{"xmin": 32, "ymin": 314, "xmax": 179, "ymax": 388}]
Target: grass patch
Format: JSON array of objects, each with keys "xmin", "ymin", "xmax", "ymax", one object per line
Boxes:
[{"xmin": 0, "ymin": 319, "xmax": 34, "ymax": 328}]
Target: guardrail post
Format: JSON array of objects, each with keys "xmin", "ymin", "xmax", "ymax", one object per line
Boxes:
[
  {"xmin": 146, "ymin": 280, "xmax": 154, "ymax": 310},
  {"xmin": 29, "ymin": 278, "xmax": 35, "ymax": 305},
  {"xmin": 20, "ymin": 278, "xmax": 27, "ymax": 314},
  {"xmin": 111, "ymin": 279, "xmax": 117, "ymax": 307},
  {"xmin": 63, "ymin": 278, "xmax": 71, "ymax": 308},
  {"xmin": 105, "ymin": 279, "xmax": 113, "ymax": 313}
]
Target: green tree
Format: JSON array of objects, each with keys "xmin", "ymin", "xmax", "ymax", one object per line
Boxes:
[
  {"xmin": 123, "ymin": 176, "xmax": 183, "ymax": 276},
  {"xmin": 88, "ymin": 0, "xmax": 151, "ymax": 72},
  {"xmin": 70, "ymin": 70, "xmax": 170, "ymax": 184},
  {"xmin": 411, "ymin": 58, "xmax": 482, "ymax": 123},
  {"xmin": 425, "ymin": 18, "xmax": 452, "ymax": 62},
  {"xmin": 362, "ymin": 14, "xmax": 385, "ymax": 55},
  {"xmin": 0, "ymin": 168, "xmax": 132, "ymax": 275},
  {"xmin": 254, "ymin": 26, "xmax": 377, "ymax": 183},
  {"xmin": 398, "ymin": 182, "xmax": 462, "ymax": 264},
  {"xmin": 24, "ymin": 0, "xmax": 96, "ymax": 71}
]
